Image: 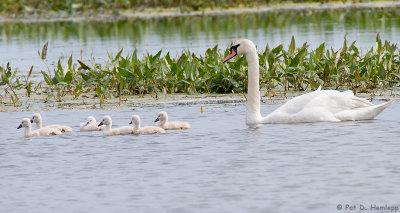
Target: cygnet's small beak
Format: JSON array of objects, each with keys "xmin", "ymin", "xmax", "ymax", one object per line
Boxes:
[
  {"xmin": 30, "ymin": 120, "xmax": 33, "ymax": 123},
  {"xmin": 17, "ymin": 124, "xmax": 22, "ymax": 129},
  {"xmin": 129, "ymin": 121, "xmax": 132, "ymax": 125},
  {"xmin": 223, "ymin": 49, "xmax": 237, "ymax": 63},
  {"xmin": 98, "ymin": 122, "xmax": 103, "ymax": 127},
  {"xmin": 84, "ymin": 121, "xmax": 90, "ymax": 127},
  {"xmin": 154, "ymin": 118, "xmax": 159, "ymax": 123}
]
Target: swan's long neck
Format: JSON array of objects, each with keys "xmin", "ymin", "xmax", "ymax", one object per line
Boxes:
[
  {"xmin": 134, "ymin": 120, "xmax": 141, "ymax": 131},
  {"xmin": 105, "ymin": 123, "xmax": 112, "ymax": 131},
  {"xmin": 160, "ymin": 118, "xmax": 167, "ymax": 126},
  {"xmin": 245, "ymin": 49, "xmax": 262, "ymax": 125},
  {"xmin": 25, "ymin": 126, "xmax": 32, "ymax": 137},
  {"xmin": 37, "ymin": 118, "xmax": 43, "ymax": 129}
]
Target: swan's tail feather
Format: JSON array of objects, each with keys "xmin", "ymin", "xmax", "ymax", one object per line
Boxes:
[
  {"xmin": 335, "ymin": 99, "xmax": 395, "ymax": 121},
  {"xmin": 370, "ymin": 99, "xmax": 395, "ymax": 117}
]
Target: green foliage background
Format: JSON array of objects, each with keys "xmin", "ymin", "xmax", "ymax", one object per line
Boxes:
[{"xmin": 0, "ymin": 0, "xmax": 386, "ymax": 15}]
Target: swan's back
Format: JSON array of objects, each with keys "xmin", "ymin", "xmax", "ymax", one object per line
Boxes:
[
  {"xmin": 35, "ymin": 128, "xmax": 62, "ymax": 136},
  {"xmin": 264, "ymin": 88, "xmax": 395, "ymax": 123},
  {"xmin": 103, "ymin": 126, "xmax": 133, "ymax": 136},
  {"xmin": 103, "ymin": 129, "xmax": 119, "ymax": 136},
  {"xmin": 161, "ymin": 121, "xmax": 191, "ymax": 130},
  {"xmin": 46, "ymin": 124, "xmax": 72, "ymax": 133},
  {"xmin": 116, "ymin": 126, "xmax": 134, "ymax": 134},
  {"xmin": 136, "ymin": 126, "xmax": 166, "ymax": 134}
]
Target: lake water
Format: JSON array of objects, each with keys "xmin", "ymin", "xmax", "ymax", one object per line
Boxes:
[
  {"xmin": 1, "ymin": 101, "xmax": 400, "ymax": 212},
  {"xmin": 1, "ymin": 6, "xmax": 400, "ymax": 75}
]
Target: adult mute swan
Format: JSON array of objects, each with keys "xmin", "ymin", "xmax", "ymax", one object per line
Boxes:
[
  {"xmin": 130, "ymin": 115, "xmax": 166, "ymax": 135},
  {"xmin": 31, "ymin": 113, "xmax": 72, "ymax": 133},
  {"xmin": 223, "ymin": 39, "xmax": 395, "ymax": 125},
  {"xmin": 154, "ymin": 111, "xmax": 191, "ymax": 130},
  {"xmin": 18, "ymin": 118, "xmax": 61, "ymax": 137},
  {"xmin": 98, "ymin": 116, "xmax": 134, "ymax": 136},
  {"xmin": 80, "ymin": 116, "xmax": 105, "ymax": 131}
]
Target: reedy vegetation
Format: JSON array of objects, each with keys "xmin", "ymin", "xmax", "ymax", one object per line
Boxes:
[{"xmin": 1, "ymin": 34, "xmax": 399, "ymax": 106}]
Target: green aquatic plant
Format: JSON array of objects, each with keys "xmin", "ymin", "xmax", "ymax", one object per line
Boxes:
[
  {"xmin": 35, "ymin": 36, "xmax": 400, "ymax": 104},
  {"xmin": 1, "ymin": 35, "xmax": 399, "ymax": 106},
  {"xmin": 0, "ymin": 63, "xmax": 22, "ymax": 106},
  {"xmin": 22, "ymin": 66, "xmax": 34, "ymax": 97}
]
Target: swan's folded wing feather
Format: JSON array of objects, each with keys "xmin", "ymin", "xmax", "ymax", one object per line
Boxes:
[
  {"xmin": 275, "ymin": 89, "xmax": 338, "ymax": 114},
  {"xmin": 270, "ymin": 89, "xmax": 375, "ymax": 118}
]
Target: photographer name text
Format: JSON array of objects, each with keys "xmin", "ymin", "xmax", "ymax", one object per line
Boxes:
[{"xmin": 337, "ymin": 204, "xmax": 399, "ymax": 212}]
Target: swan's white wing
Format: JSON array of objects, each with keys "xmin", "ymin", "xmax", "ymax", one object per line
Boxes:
[
  {"xmin": 263, "ymin": 89, "xmax": 392, "ymax": 123},
  {"xmin": 270, "ymin": 89, "xmax": 334, "ymax": 114},
  {"xmin": 273, "ymin": 89, "xmax": 372, "ymax": 114},
  {"xmin": 305, "ymin": 90, "xmax": 373, "ymax": 113}
]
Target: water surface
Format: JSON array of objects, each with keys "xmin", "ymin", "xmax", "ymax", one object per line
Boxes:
[
  {"xmin": 1, "ymin": 7, "xmax": 400, "ymax": 74},
  {"xmin": 1, "ymin": 102, "xmax": 400, "ymax": 212}
]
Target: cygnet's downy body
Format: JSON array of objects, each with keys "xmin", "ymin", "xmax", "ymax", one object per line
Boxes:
[
  {"xmin": 31, "ymin": 113, "xmax": 72, "ymax": 133},
  {"xmin": 80, "ymin": 116, "xmax": 105, "ymax": 131},
  {"xmin": 155, "ymin": 111, "xmax": 191, "ymax": 130},
  {"xmin": 130, "ymin": 115, "xmax": 166, "ymax": 135},
  {"xmin": 18, "ymin": 118, "xmax": 61, "ymax": 137},
  {"xmin": 98, "ymin": 116, "xmax": 134, "ymax": 136}
]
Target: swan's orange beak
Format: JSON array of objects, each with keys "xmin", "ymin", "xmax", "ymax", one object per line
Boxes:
[{"xmin": 223, "ymin": 49, "xmax": 237, "ymax": 63}]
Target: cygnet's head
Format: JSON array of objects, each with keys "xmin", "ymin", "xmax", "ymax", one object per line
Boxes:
[
  {"xmin": 17, "ymin": 118, "xmax": 31, "ymax": 129},
  {"xmin": 223, "ymin": 39, "xmax": 256, "ymax": 63},
  {"xmin": 129, "ymin": 115, "xmax": 140, "ymax": 125},
  {"xmin": 87, "ymin": 116, "xmax": 96, "ymax": 124},
  {"xmin": 154, "ymin": 111, "xmax": 168, "ymax": 123},
  {"xmin": 98, "ymin": 116, "xmax": 112, "ymax": 127},
  {"xmin": 31, "ymin": 113, "xmax": 42, "ymax": 124},
  {"xmin": 83, "ymin": 116, "xmax": 96, "ymax": 127}
]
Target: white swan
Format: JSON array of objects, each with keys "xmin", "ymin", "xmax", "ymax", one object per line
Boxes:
[
  {"xmin": 223, "ymin": 39, "xmax": 395, "ymax": 125},
  {"xmin": 17, "ymin": 118, "xmax": 61, "ymax": 137},
  {"xmin": 98, "ymin": 116, "xmax": 134, "ymax": 136},
  {"xmin": 130, "ymin": 115, "xmax": 166, "ymax": 135},
  {"xmin": 80, "ymin": 116, "xmax": 105, "ymax": 131},
  {"xmin": 154, "ymin": 111, "xmax": 191, "ymax": 130},
  {"xmin": 31, "ymin": 113, "xmax": 72, "ymax": 132}
]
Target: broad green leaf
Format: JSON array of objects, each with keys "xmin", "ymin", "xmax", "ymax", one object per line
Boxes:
[
  {"xmin": 81, "ymin": 73, "xmax": 90, "ymax": 81},
  {"xmin": 354, "ymin": 71, "xmax": 360, "ymax": 82},
  {"xmin": 77, "ymin": 60, "xmax": 90, "ymax": 70},
  {"xmin": 68, "ymin": 54, "xmax": 72, "ymax": 69},
  {"xmin": 41, "ymin": 71, "xmax": 53, "ymax": 86},
  {"xmin": 114, "ymin": 48, "xmax": 123, "ymax": 61},
  {"xmin": 118, "ymin": 67, "xmax": 135, "ymax": 78},
  {"xmin": 64, "ymin": 71, "xmax": 72, "ymax": 83}
]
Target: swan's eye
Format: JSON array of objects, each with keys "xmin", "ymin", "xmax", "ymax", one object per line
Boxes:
[{"xmin": 230, "ymin": 44, "xmax": 240, "ymax": 53}]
